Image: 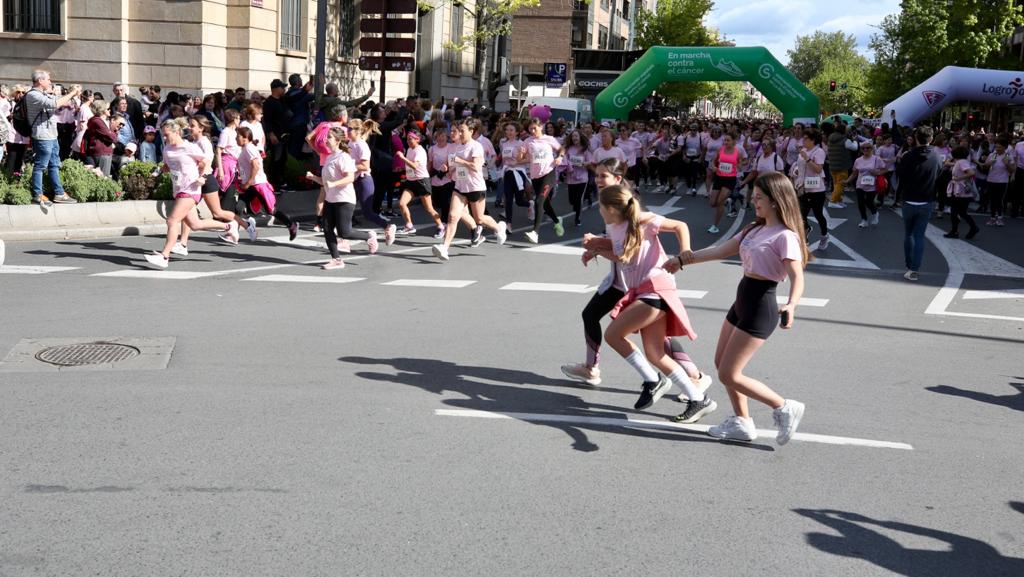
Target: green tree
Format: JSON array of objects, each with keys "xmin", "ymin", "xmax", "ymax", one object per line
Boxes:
[
  {"xmin": 786, "ymin": 31, "xmax": 865, "ymax": 83},
  {"xmin": 866, "ymin": 0, "xmax": 1024, "ymax": 109},
  {"xmin": 808, "ymin": 59, "xmax": 871, "ymax": 115},
  {"xmin": 423, "ymin": 0, "xmax": 542, "ymax": 106},
  {"xmin": 634, "ymin": 0, "xmax": 719, "ymax": 107}
]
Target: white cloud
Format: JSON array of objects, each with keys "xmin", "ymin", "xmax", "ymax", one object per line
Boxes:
[{"xmin": 706, "ymin": 0, "xmax": 901, "ymax": 62}]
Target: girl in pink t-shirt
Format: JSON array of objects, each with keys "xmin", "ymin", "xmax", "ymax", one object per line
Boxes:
[
  {"xmin": 144, "ymin": 119, "xmax": 239, "ymax": 270},
  {"xmin": 562, "ymin": 129, "xmax": 593, "ymax": 227},
  {"xmin": 846, "ymin": 141, "xmax": 886, "ymax": 228},
  {"xmin": 432, "ymin": 119, "xmax": 508, "ymax": 262},
  {"xmin": 497, "ymin": 121, "xmax": 529, "ymax": 227},
  {"xmin": 581, "ymin": 184, "xmax": 714, "ymax": 422},
  {"xmin": 674, "ymin": 172, "xmax": 808, "ymax": 445},
  {"xmin": 519, "ymin": 118, "xmax": 565, "ymax": 244},
  {"xmin": 395, "ymin": 129, "xmax": 444, "ymax": 236}
]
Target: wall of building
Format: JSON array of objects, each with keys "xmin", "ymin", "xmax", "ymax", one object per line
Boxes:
[{"xmin": 509, "ymin": 2, "xmax": 573, "ymax": 72}]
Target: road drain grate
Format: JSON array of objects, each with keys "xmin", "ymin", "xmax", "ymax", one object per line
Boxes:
[{"xmin": 34, "ymin": 343, "xmax": 141, "ymax": 367}]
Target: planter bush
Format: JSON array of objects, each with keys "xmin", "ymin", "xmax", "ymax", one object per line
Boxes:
[
  {"xmin": 0, "ymin": 175, "xmax": 31, "ymax": 205},
  {"xmin": 6, "ymin": 160, "xmax": 123, "ymax": 203},
  {"xmin": 119, "ymin": 161, "xmax": 160, "ymax": 200}
]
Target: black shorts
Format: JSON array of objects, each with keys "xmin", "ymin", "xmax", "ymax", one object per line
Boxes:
[
  {"xmin": 404, "ymin": 178, "xmax": 432, "ymax": 198},
  {"xmin": 713, "ymin": 175, "xmax": 737, "ymax": 191},
  {"xmin": 531, "ymin": 171, "xmax": 556, "ymax": 197},
  {"xmin": 726, "ymin": 276, "xmax": 779, "ymax": 339},
  {"xmin": 201, "ymin": 174, "xmax": 219, "ymax": 195},
  {"xmin": 432, "ymin": 181, "xmax": 455, "ymax": 198},
  {"xmin": 456, "ymin": 189, "xmax": 486, "ymax": 203},
  {"xmin": 639, "ymin": 297, "xmax": 671, "ymax": 312}
]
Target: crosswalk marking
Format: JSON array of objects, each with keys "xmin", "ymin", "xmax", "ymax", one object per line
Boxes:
[
  {"xmin": 381, "ymin": 279, "xmax": 476, "ymax": 288},
  {"xmin": 522, "ymin": 244, "xmax": 586, "ymax": 256},
  {"xmin": 92, "ymin": 270, "xmax": 219, "ymax": 280},
  {"xmin": 784, "ymin": 297, "xmax": 829, "ymax": 307},
  {"xmin": 0, "ymin": 265, "xmax": 80, "ymax": 274},
  {"xmin": 677, "ymin": 289, "xmax": 709, "ymax": 299},
  {"xmin": 500, "ymin": 282, "xmax": 595, "ymax": 293},
  {"xmin": 962, "ymin": 288, "xmax": 1024, "ymax": 300},
  {"xmin": 241, "ymin": 275, "xmax": 366, "ymax": 284}
]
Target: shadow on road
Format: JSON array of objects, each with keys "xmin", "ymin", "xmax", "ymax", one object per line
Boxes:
[
  {"xmin": 794, "ymin": 508, "xmax": 1024, "ymax": 577},
  {"xmin": 926, "ymin": 378, "xmax": 1024, "ymax": 413},
  {"xmin": 339, "ymin": 355, "xmax": 772, "ymax": 453}
]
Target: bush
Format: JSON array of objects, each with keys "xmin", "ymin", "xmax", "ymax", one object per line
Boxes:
[
  {"xmin": 119, "ymin": 161, "xmax": 160, "ymax": 200},
  {"xmin": 152, "ymin": 172, "xmax": 173, "ymax": 200},
  {"xmin": 0, "ymin": 175, "xmax": 32, "ymax": 205},
  {"xmin": 9, "ymin": 159, "xmax": 124, "ymax": 203}
]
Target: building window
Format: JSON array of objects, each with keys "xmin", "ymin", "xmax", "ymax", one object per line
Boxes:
[
  {"xmin": 445, "ymin": 3, "xmax": 464, "ymax": 75},
  {"xmin": 587, "ymin": 32, "xmax": 593, "ymax": 47},
  {"xmin": 339, "ymin": 0, "xmax": 358, "ymax": 59},
  {"xmin": 571, "ymin": 18, "xmax": 583, "ymax": 48},
  {"xmin": 280, "ymin": 0, "xmax": 305, "ymax": 52},
  {"xmin": 2, "ymin": 0, "xmax": 61, "ymax": 34},
  {"xmin": 600, "ymin": 0, "xmax": 609, "ymax": 11},
  {"xmin": 622, "ymin": 0, "xmax": 630, "ymax": 20},
  {"xmin": 598, "ymin": 24, "xmax": 608, "ymax": 50},
  {"xmin": 572, "ymin": 0, "xmax": 587, "ymax": 10}
]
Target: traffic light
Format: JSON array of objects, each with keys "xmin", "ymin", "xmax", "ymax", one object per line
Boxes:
[{"xmin": 829, "ymin": 80, "xmax": 837, "ymax": 92}]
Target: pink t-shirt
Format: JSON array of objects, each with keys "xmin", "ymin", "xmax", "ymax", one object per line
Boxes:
[
  {"xmin": 523, "ymin": 135, "xmax": 561, "ymax": 179},
  {"xmin": 755, "ymin": 151, "xmax": 785, "ymax": 174},
  {"xmin": 196, "ymin": 136, "xmax": 214, "ymax": 176},
  {"xmin": 499, "ymin": 138, "xmax": 525, "ymax": 173},
  {"xmin": 794, "ymin": 146, "xmax": 827, "ymax": 192},
  {"xmin": 349, "ymin": 139, "xmax": 371, "ymax": 178},
  {"xmin": 163, "ymin": 142, "xmax": 205, "ymax": 195},
  {"xmin": 237, "ymin": 142, "xmax": 268, "ymax": 186},
  {"xmin": 322, "ymin": 149, "xmax": 356, "ymax": 204},
  {"xmin": 680, "ymin": 134, "xmax": 702, "ymax": 158},
  {"xmin": 563, "ymin": 145, "xmax": 591, "ymax": 184},
  {"xmin": 217, "ymin": 126, "xmax": 241, "ymax": 159},
  {"xmin": 588, "ymin": 134, "xmax": 602, "ymax": 152},
  {"xmin": 853, "ymin": 155, "xmax": 885, "ymax": 191},
  {"xmin": 704, "ymin": 136, "xmax": 724, "ymax": 162},
  {"xmin": 454, "ymin": 139, "xmax": 486, "ymax": 193},
  {"xmin": 949, "ymin": 159, "xmax": 975, "ymax": 198},
  {"xmin": 987, "ymin": 152, "xmax": 1013, "ymax": 183},
  {"xmin": 592, "ymin": 145, "xmax": 626, "ymax": 165},
  {"xmin": 404, "ymin": 145, "xmax": 429, "ymax": 181},
  {"xmin": 617, "ymin": 137, "xmax": 642, "ymax": 166},
  {"xmin": 429, "ymin": 144, "xmax": 453, "ymax": 186},
  {"xmin": 607, "ymin": 213, "xmax": 673, "ymax": 292},
  {"xmin": 738, "ymin": 224, "xmax": 803, "ymax": 283}
]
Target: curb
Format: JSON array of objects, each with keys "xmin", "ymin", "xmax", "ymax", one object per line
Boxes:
[{"xmin": 0, "ymin": 189, "xmax": 320, "ymax": 241}]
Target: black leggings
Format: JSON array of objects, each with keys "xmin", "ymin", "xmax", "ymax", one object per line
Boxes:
[
  {"xmin": 323, "ymin": 201, "xmax": 357, "ymax": 259},
  {"xmin": 502, "ymin": 171, "xmax": 531, "ymax": 223},
  {"xmin": 988, "ymin": 182, "xmax": 1008, "ymax": 217},
  {"xmin": 648, "ymin": 158, "xmax": 668, "ymax": 185},
  {"xmin": 237, "ymin": 188, "xmax": 293, "ymax": 228},
  {"xmin": 531, "ymin": 172, "xmax": 559, "ymax": 231},
  {"xmin": 433, "ymin": 182, "xmax": 454, "ymax": 224},
  {"xmin": 568, "ymin": 182, "xmax": 587, "ymax": 222},
  {"xmin": 800, "ymin": 192, "xmax": 828, "ymax": 236},
  {"xmin": 856, "ymin": 188, "xmax": 878, "ymax": 219},
  {"xmin": 683, "ymin": 158, "xmax": 701, "ymax": 190},
  {"xmin": 949, "ymin": 197, "xmax": 977, "ymax": 234},
  {"xmin": 4, "ymin": 142, "xmax": 27, "ymax": 175}
]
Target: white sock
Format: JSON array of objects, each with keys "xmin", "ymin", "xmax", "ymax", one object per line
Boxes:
[
  {"xmin": 668, "ymin": 367, "xmax": 705, "ymax": 402},
  {"xmin": 624, "ymin": 350, "xmax": 659, "ymax": 382}
]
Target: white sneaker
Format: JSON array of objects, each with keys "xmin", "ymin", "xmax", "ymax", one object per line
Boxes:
[
  {"xmin": 773, "ymin": 399, "xmax": 805, "ymax": 445},
  {"xmin": 144, "ymin": 251, "xmax": 169, "ymax": 270},
  {"xmin": 869, "ymin": 213, "xmax": 879, "ymax": 227},
  {"xmin": 858, "ymin": 219, "xmax": 868, "ymax": 228},
  {"xmin": 495, "ymin": 221, "xmax": 508, "ymax": 246},
  {"xmin": 708, "ymin": 416, "xmax": 758, "ymax": 442},
  {"xmin": 560, "ymin": 363, "xmax": 602, "ymax": 386},
  {"xmin": 246, "ymin": 217, "xmax": 258, "ymax": 242},
  {"xmin": 170, "ymin": 242, "xmax": 189, "ymax": 256},
  {"xmin": 707, "ymin": 225, "xmax": 720, "ymax": 234},
  {"xmin": 527, "ymin": 200, "xmax": 535, "ymax": 221},
  {"xmin": 219, "ymin": 220, "xmax": 239, "ymax": 245},
  {"xmin": 524, "ymin": 230, "xmax": 539, "ymax": 244},
  {"xmin": 432, "ymin": 243, "xmax": 449, "ymax": 262},
  {"xmin": 827, "ymin": 202, "xmax": 845, "ymax": 209},
  {"xmin": 904, "ymin": 270, "xmax": 919, "ymax": 281},
  {"xmin": 817, "ymin": 234, "xmax": 829, "ymax": 251},
  {"xmin": 677, "ymin": 373, "xmax": 713, "ymax": 402}
]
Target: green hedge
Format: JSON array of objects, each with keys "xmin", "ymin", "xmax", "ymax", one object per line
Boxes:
[{"xmin": 3, "ymin": 159, "xmax": 124, "ymax": 204}]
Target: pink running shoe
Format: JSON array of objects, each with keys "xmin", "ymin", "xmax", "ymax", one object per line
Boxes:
[
  {"xmin": 338, "ymin": 239, "xmax": 352, "ymax": 254},
  {"xmin": 321, "ymin": 258, "xmax": 345, "ymax": 270},
  {"xmin": 367, "ymin": 231, "xmax": 379, "ymax": 254},
  {"xmin": 385, "ymin": 224, "xmax": 397, "ymax": 246}
]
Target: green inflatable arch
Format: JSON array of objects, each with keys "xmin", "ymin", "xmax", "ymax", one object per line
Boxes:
[{"xmin": 594, "ymin": 46, "xmax": 820, "ymax": 126}]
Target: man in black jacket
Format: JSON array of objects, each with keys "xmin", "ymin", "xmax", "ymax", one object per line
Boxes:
[
  {"xmin": 895, "ymin": 126, "xmax": 941, "ymax": 281},
  {"xmin": 263, "ymin": 79, "xmax": 289, "ymax": 189}
]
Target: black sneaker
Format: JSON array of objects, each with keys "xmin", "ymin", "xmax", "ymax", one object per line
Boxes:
[
  {"xmin": 672, "ymin": 396, "xmax": 718, "ymax": 424},
  {"xmin": 470, "ymin": 226, "xmax": 485, "ymax": 247},
  {"xmin": 634, "ymin": 375, "xmax": 672, "ymax": 410}
]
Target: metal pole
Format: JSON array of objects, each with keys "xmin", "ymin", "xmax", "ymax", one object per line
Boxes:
[
  {"xmin": 315, "ymin": 0, "xmax": 327, "ymax": 96},
  {"xmin": 379, "ymin": 0, "xmax": 387, "ymax": 103}
]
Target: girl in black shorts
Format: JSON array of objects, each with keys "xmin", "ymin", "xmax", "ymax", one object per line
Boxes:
[{"xmin": 671, "ymin": 172, "xmax": 809, "ymax": 445}]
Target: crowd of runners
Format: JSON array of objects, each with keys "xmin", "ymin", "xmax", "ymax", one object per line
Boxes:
[{"xmin": 7, "ymin": 72, "xmax": 1024, "ymax": 445}]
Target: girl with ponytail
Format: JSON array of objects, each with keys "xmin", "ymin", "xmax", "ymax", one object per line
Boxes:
[{"xmin": 579, "ymin": 183, "xmax": 717, "ymax": 421}]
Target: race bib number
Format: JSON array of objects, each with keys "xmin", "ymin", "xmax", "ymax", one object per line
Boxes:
[
  {"xmin": 570, "ymin": 155, "xmax": 584, "ymax": 167},
  {"xmin": 803, "ymin": 175, "xmax": 823, "ymax": 189},
  {"xmin": 502, "ymin": 147, "xmax": 516, "ymax": 159},
  {"xmin": 170, "ymin": 172, "xmax": 181, "ymax": 188},
  {"xmin": 456, "ymin": 166, "xmax": 469, "ymax": 180},
  {"xmin": 859, "ymin": 174, "xmax": 876, "ymax": 188},
  {"xmin": 448, "ymin": 153, "xmax": 456, "ymax": 165},
  {"xmin": 719, "ymin": 162, "xmax": 734, "ymax": 174},
  {"xmin": 686, "ymin": 148, "xmax": 698, "ymax": 157}
]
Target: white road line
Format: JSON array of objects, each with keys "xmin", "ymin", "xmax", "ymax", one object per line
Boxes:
[
  {"xmin": 648, "ymin": 196, "xmax": 685, "ymax": 216},
  {"xmin": 434, "ymin": 409, "xmax": 914, "ymax": 451},
  {"xmin": 0, "ymin": 265, "xmax": 80, "ymax": 274},
  {"xmin": 677, "ymin": 289, "xmax": 708, "ymax": 299},
  {"xmin": 92, "ymin": 270, "xmax": 220, "ymax": 280},
  {"xmin": 781, "ymin": 296, "xmax": 829, "ymax": 307},
  {"xmin": 381, "ymin": 279, "xmax": 477, "ymax": 288},
  {"xmin": 962, "ymin": 288, "xmax": 1024, "ymax": 300},
  {"xmin": 711, "ymin": 206, "xmax": 746, "ymax": 247},
  {"xmin": 241, "ymin": 275, "xmax": 366, "ymax": 284},
  {"xmin": 500, "ymin": 282, "xmax": 595, "ymax": 293},
  {"xmin": 522, "ymin": 244, "xmax": 586, "ymax": 256}
]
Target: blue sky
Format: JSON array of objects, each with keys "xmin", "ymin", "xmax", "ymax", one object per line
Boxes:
[{"xmin": 705, "ymin": 0, "xmax": 902, "ymax": 63}]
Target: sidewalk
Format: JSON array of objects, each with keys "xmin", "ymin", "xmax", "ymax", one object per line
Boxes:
[{"xmin": 0, "ymin": 189, "xmax": 320, "ymax": 241}]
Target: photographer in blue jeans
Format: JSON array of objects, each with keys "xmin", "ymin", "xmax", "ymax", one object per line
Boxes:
[
  {"xmin": 895, "ymin": 126, "xmax": 941, "ymax": 281},
  {"xmin": 25, "ymin": 70, "xmax": 80, "ymax": 208}
]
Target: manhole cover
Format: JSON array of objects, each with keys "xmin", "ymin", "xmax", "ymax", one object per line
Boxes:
[{"xmin": 34, "ymin": 342, "xmax": 141, "ymax": 367}]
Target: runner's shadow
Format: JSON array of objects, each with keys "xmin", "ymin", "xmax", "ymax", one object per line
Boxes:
[
  {"xmin": 794, "ymin": 508, "xmax": 1024, "ymax": 577},
  {"xmin": 1011, "ymin": 501, "xmax": 1024, "ymax": 515},
  {"xmin": 340, "ymin": 356, "xmax": 771, "ymax": 453},
  {"xmin": 926, "ymin": 380, "xmax": 1024, "ymax": 413},
  {"xmin": 23, "ymin": 248, "xmax": 165, "ymax": 267}
]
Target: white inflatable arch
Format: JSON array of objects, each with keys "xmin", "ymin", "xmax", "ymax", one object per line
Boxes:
[{"xmin": 882, "ymin": 66, "xmax": 1024, "ymax": 126}]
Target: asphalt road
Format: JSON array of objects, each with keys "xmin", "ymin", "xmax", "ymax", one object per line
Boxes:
[{"xmin": 1, "ymin": 184, "xmax": 1022, "ymax": 577}]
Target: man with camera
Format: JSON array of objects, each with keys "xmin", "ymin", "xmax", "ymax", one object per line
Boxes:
[{"xmin": 25, "ymin": 69, "xmax": 80, "ymax": 207}]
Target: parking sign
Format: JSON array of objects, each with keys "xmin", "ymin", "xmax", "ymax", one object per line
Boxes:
[{"xmin": 545, "ymin": 62, "xmax": 567, "ymax": 87}]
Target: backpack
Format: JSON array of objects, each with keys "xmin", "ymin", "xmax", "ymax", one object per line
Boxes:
[{"xmin": 12, "ymin": 90, "xmax": 42, "ymax": 138}]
